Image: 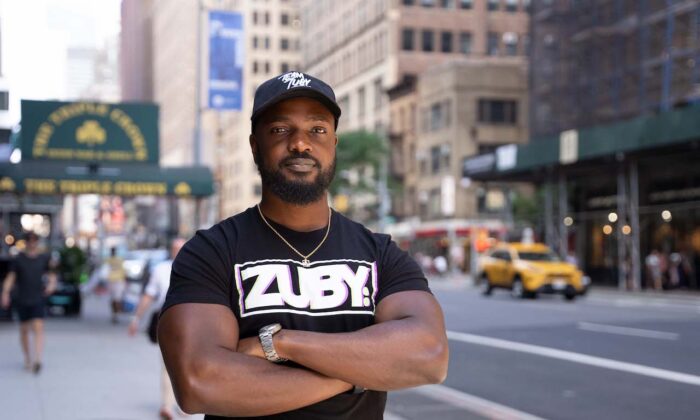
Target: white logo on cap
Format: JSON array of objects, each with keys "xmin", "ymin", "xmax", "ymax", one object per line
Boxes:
[{"xmin": 278, "ymin": 72, "xmax": 311, "ymax": 90}]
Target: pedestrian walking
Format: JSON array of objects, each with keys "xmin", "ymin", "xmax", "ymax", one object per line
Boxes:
[
  {"xmin": 645, "ymin": 249, "xmax": 663, "ymax": 290},
  {"xmin": 105, "ymin": 247, "xmax": 126, "ymax": 323},
  {"xmin": 158, "ymin": 72, "xmax": 449, "ymax": 419},
  {"xmin": 128, "ymin": 238, "xmax": 186, "ymax": 420},
  {"xmin": 1, "ymin": 232, "xmax": 57, "ymax": 373}
]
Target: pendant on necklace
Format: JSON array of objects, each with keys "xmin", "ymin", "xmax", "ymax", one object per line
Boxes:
[{"xmin": 302, "ymin": 258, "xmax": 310, "ymax": 267}]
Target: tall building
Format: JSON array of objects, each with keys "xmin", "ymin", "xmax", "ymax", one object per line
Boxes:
[
  {"xmin": 394, "ymin": 58, "xmax": 528, "ymax": 221},
  {"xmin": 301, "ymin": 0, "xmax": 529, "ymax": 133},
  {"xmin": 530, "ymin": 0, "xmax": 700, "ymax": 137},
  {"xmin": 121, "ymin": 0, "xmax": 302, "ymax": 232},
  {"xmin": 301, "ymin": 0, "xmax": 529, "ymax": 225},
  {"xmin": 464, "ymin": 1, "xmax": 700, "ymax": 290},
  {"xmin": 120, "ymin": 0, "xmax": 154, "ymax": 102}
]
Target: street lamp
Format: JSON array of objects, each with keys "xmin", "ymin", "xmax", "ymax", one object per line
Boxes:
[
  {"xmin": 563, "ymin": 216, "xmax": 573, "ymax": 226},
  {"xmin": 603, "ymin": 224, "xmax": 613, "ymax": 235},
  {"xmin": 661, "ymin": 210, "xmax": 672, "ymax": 222},
  {"xmin": 608, "ymin": 212, "xmax": 618, "ymax": 223}
]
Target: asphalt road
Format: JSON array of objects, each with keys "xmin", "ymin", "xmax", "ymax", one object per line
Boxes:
[
  {"xmin": 386, "ymin": 283, "xmax": 700, "ymax": 420},
  {"xmin": 1, "ymin": 284, "xmax": 699, "ymax": 419}
]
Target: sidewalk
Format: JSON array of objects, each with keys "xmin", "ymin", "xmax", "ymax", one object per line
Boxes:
[
  {"xmin": 0, "ymin": 295, "xmax": 203, "ymax": 420},
  {"xmin": 0, "ymin": 295, "xmax": 482, "ymax": 420}
]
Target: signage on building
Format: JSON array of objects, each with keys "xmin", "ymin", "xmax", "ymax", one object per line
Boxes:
[
  {"xmin": 441, "ymin": 175, "xmax": 455, "ymax": 216},
  {"xmin": 559, "ymin": 129, "xmax": 579, "ymax": 164},
  {"xmin": 20, "ymin": 100, "xmax": 159, "ymax": 164},
  {"xmin": 208, "ymin": 11, "xmax": 244, "ymax": 110},
  {"xmin": 462, "ymin": 153, "xmax": 496, "ymax": 176},
  {"xmin": 496, "ymin": 144, "xmax": 517, "ymax": 171}
]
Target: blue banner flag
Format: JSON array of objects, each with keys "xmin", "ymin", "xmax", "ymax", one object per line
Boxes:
[{"xmin": 208, "ymin": 11, "xmax": 243, "ymax": 110}]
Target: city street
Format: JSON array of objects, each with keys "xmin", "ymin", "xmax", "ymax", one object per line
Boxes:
[
  {"xmin": 388, "ymin": 281, "xmax": 700, "ymax": 420},
  {"xmin": 2, "ymin": 283, "xmax": 699, "ymax": 420}
]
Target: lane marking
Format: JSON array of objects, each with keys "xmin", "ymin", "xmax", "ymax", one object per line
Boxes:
[
  {"xmin": 384, "ymin": 411, "xmax": 410, "ymax": 420},
  {"xmin": 577, "ymin": 322, "xmax": 679, "ymax": 340},
  {"xmin": 412, "ymin": 384, "xmax": 545, "ymax": 420},
  {"xmin": 447, "ymin": 330, "xmax": 700, "ymax": 387}
]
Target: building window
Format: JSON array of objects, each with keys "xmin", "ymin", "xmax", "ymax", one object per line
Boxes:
[
  {"xmin": 281, "ymin": 38, "xmax": 290, "ymax": 50},
  {"xmin": 429, "ymin": 100, "xmax": 451, "ymax": 131},
  {"xmin": 460, "ymin": 0, "xmax": 473, "ymax": 8},
  {"xmin": 440, "ymin": 0, "xmax": 455, "ymax": 7},
  {"xmin": 503, "ymin": 32, "xmax": 518, "ymax": 55},
  {"xmin": 422, "ymin": 30, "xmax": 434, "ymax": 52},
  {"xmin": 252, "ymin": 36, "xmax": 258, "ymax": 49},
  {"xmin": 420, "ymin": 0, "xmax": 435, "ymax": 7},
  {"xmin": 488, "ymin": 0, "xmax": 499, "ymax": 11},
  {"xmin": 440, "ymin": 31, "xmax": 453, "ymax": 53},
  {"xmin": 402, "ymin": 0, "xmax": 415, "ymax": 5},
  {"xmin": 264, "ymin": 37, "xmax": 270, "ymax": 49},
  {"xmin": 281, "ymin": 62, "xmax": 290, "ymax": 73},
  {"xmin": 459, "ymin": 32, "xmax": 472, "ymax": 54},
  {"xmin": 505, "ymin": 0, "xmax": 518, "ymax": 12},
  {"xmin": 358, "ymin": 87, "xmax": 366, "ymax": 119},
  {"xmin": 402, "ymin": 28, "xmax": 415, "ymax": 51},
  {"xmin": 253, "ymin": 61, "xmax": 259, "ymax": 74},
  {"xmin": 478, "ymin": 99, "xmax": 518, "ymax": 124},
  {"xmin": 0, "ymin": 91, "xmax": 8, "ymax": 111},
  {"xmin": 281, "ymin": 13, "xmax": 290, "ymax": 25},
  {"xmin": 253, "ymin": 184, "xmax": 262, "ymax": 196},
  {"xmin": 253, "ymin": 11, "xmax": 258, "ymax": 25},
  {"xmin": 487, "ymin": 32, "xmax": 499, "ymax": 55},
  {"xmin": 264, "ymin": 62, "xmax": 270, "ymax": 73},
  {"xmin": 264, "ymin": 12, "xmax": 270, "ymax": 25},
  {"xmin": 373, "ymin": 78, "xmax": 383, "ymax": 110},
  {"xmin": 430, "ymin": 146, "xmax": 441, "ymax": 174}
]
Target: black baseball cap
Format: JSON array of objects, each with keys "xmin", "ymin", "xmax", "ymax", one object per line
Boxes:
[{"xmin": 251, "ymin": 72, "xmax": 342, "ymax": 129}]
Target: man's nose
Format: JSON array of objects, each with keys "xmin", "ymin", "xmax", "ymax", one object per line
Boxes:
[{"xmin": 287, "ymin": 129, "xmax": 312, "ymax": 154}]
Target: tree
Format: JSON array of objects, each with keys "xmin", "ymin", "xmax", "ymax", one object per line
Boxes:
[{"xmin": 332, "ymin": 131, "xmax": 388, "ymax": 220}]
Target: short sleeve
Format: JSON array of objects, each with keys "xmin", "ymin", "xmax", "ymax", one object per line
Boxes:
[
  {"xmin": 375, "ymin": 237, "xmax": 431, "ymax": 303},
  {"xmin": 161, "ymin": 222, "xmax": 236, "ymax": 315},
  {"xmin": 144, "ymin": 262, "xmax": 166, "ymax": 298}
]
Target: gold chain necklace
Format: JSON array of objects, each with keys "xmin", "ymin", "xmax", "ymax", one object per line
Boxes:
[{"xmin": 256, "ymin": 204, "xmax": 332, "ymax": 267}]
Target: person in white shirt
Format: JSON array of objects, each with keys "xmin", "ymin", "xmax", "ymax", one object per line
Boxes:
[{"xmin": 128, "ymin": 238, "xmax": 186, "ymax": 420}]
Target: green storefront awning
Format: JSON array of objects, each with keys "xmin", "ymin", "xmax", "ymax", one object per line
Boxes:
[
  {"xmin": 0, "ymin": 161, "xmax": 214, "ymax": 197},
  {"xmin": 463, "ymin": 104, "xmax": 700, "ymax": 179}
]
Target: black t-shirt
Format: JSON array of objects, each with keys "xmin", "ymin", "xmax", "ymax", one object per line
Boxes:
[
  {"xmin": 162, "ymin": 207, "xmax": 431, "ymax": 420},
  {"xmin": 9, "ymin": 252, "xmax": 52, "ymax": 305}
]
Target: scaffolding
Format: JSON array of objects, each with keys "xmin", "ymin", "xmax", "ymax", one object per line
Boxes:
[{"xmin": 530, "ymin": 0, "xmax": 700, "ymax": 138}]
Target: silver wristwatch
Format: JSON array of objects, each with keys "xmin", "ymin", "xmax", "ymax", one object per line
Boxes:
[{"xmin": 258, "ymin": 323, "xmax": 287, "ymax": 363}]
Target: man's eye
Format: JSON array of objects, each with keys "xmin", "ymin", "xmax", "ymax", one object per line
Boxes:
[
  {"xmin": 312, "ymin": 127, "xmax": 327, "ymax": 134},
  {"xmin": 271, "ymin": 127, "xmax": 288, "ymax": 134}
]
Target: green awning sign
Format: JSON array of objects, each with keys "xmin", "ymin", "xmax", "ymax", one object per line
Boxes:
[
  {"xmin": 20, "ymin": 100, "xmax": 159, "ymax": 164},
  {"xmin": 0, "ymin": 162, "xmax": 214, "ymax": 197}
]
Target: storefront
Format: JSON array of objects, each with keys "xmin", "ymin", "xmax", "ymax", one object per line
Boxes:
[
  {"xmin": 0, "ymin": 100, "xmax": 214, "ymax": 251},
  {"xmin": 463, "ymin": 104, "xmax": 700, "ymax": 290}
]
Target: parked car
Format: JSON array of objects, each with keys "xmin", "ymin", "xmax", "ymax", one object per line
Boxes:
[{"xmin": 479, "ymin": 243, "xmax": 589, "ymax": 301}]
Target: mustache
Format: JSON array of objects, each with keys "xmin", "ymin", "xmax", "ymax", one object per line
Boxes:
[{"xmin": 280, "ymin": 152, "xmax": 321, "ymax": 167}]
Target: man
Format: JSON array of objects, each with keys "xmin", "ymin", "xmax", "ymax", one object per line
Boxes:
[
  {"xmin": 105, "ymin": 246, "xmax": 126, "ymax": 323},
  {"xmin": 159, "ymin": 72, "xmax": 449, "ymax": 419},
  {"xmin": 1, "ymin": 232, "xmax": 57, "ymax": 373},
  {"xmin": 128, "ymin": 238, "xmax": 187, "ymax": 420}
]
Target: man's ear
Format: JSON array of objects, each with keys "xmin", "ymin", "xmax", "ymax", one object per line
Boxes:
[{"xmin": 249, "ymin": 134, "xmax": 260, "ymax": 164}]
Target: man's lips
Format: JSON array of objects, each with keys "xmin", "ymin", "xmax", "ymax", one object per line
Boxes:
[{"xmin": 283, "ymin": 158, "xmax": 316, "ymax": 173}]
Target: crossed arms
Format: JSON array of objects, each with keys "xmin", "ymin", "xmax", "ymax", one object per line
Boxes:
[{"xmin": 158, "ymin": 290, "xmax": 449, "ymax": 417}]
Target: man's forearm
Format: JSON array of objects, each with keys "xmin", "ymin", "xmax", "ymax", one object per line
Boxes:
[
  {"xmin": 274, "ymin": 317, "xmax": 447, "ymax": 391},
  {"xmin": 167, "ymin": 346, "xmax": 352, "ymax": 416}
]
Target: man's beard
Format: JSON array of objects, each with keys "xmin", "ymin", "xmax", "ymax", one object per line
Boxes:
[{"xmin": 256, "ymin": 151, "xmax": 336, "ymax": 205}]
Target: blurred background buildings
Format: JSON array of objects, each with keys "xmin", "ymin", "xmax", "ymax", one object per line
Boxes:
[{"xmin": 1, "ymin": 0, "xmax": 700, "ymax": 291}]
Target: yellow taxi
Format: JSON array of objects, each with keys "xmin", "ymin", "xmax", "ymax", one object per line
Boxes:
[{"xmin": 479, "ymin": 243, "xmax": 588, "ymax": 301}]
